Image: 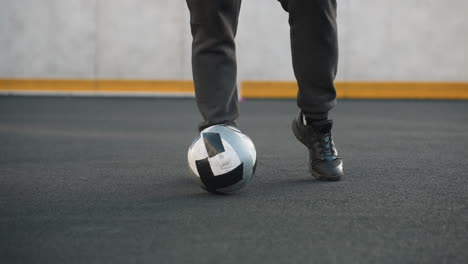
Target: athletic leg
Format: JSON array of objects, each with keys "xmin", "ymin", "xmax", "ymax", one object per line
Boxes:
[
  {"xmin": 279, "ymin": 0, "xmax": 338, "ymax": 120},
  {"xmin": 186, "ymin": 0, "xmax": 242, "ymax": 131},
  {"xmin": 280, "ymin": 0, "xmax": 343, "ymax": 180}
]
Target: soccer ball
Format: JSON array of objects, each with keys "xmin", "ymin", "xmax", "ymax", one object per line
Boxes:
[{"xmin": 187, "ymin": 125, "xmax": 257, "ymax": 194}]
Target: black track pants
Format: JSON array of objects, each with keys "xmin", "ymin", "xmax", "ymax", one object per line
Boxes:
[{"xmin": 186, "ymin": 0, "xmax": 338, "ymax": 131}]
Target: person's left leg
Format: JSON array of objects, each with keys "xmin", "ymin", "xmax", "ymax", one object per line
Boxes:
[
  {"xmin": 279, "ymin": 0, "xmax": 343, "ymax": 180},
  {"xmin": 279, "ymin": 0, "xmax": 338, "ymax": 120}
]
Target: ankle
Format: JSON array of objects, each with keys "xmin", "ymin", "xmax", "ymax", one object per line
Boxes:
[{"xmin": 302, "ymin": 112, "xmax": 328, "ymax": 125}]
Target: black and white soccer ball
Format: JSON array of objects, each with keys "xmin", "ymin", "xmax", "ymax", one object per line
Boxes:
[{"xmin": 187, "ymin": 125, "xmax": 257, "ymax": 194}]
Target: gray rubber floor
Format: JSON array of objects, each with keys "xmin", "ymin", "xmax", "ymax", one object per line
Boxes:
[{"xmin": 1, "ymin": 97, "xmax": 467, "ymax": 264}]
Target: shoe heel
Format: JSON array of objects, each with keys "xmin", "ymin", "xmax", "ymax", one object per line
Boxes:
[{"xmin": 291, "ymin": 119, "xmax": 306, "ymax": 146}]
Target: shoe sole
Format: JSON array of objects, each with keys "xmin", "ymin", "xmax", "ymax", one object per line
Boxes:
[
  {"xmin": 309, "ymin": 163, "xmax": 342, "ymax": 181},
  {"xmin": 292, "ymin": 119, "xmax": 342, "ymax": 181}
]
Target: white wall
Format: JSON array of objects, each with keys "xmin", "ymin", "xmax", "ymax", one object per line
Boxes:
[{"xmin": 1, "ymin": 0, "xmax": 467, "ymax": 81}]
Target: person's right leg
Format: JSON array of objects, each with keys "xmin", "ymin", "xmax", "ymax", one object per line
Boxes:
[{"xmin": 186, "ymin": 0, "xmax": 242, "ymax": 131}]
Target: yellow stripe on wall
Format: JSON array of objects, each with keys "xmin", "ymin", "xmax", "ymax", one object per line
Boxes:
[
  {"xmin": 241, "ymin": 81, "xmax": 468, "ymax": 100},
  {"xmin": 1, "ymin": 79, "xmax": 468, "ymax": 99},
  {"xmin": 337, "ymin": 82, "xmax": 468, "ymax": 99},
  {"xmin": 0, "ymin": 79, "xmax": 195, "ymax": 94}
]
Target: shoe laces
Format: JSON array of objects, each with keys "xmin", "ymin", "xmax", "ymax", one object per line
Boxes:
[{"xmin": 320, "ymin": 132, "xmax": 334, "ymax": 158}]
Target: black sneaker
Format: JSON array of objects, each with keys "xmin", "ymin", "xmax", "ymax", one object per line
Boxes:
[{"xmin": 291, "ymin": 111, "xmax": 343, "ymax": 181}]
